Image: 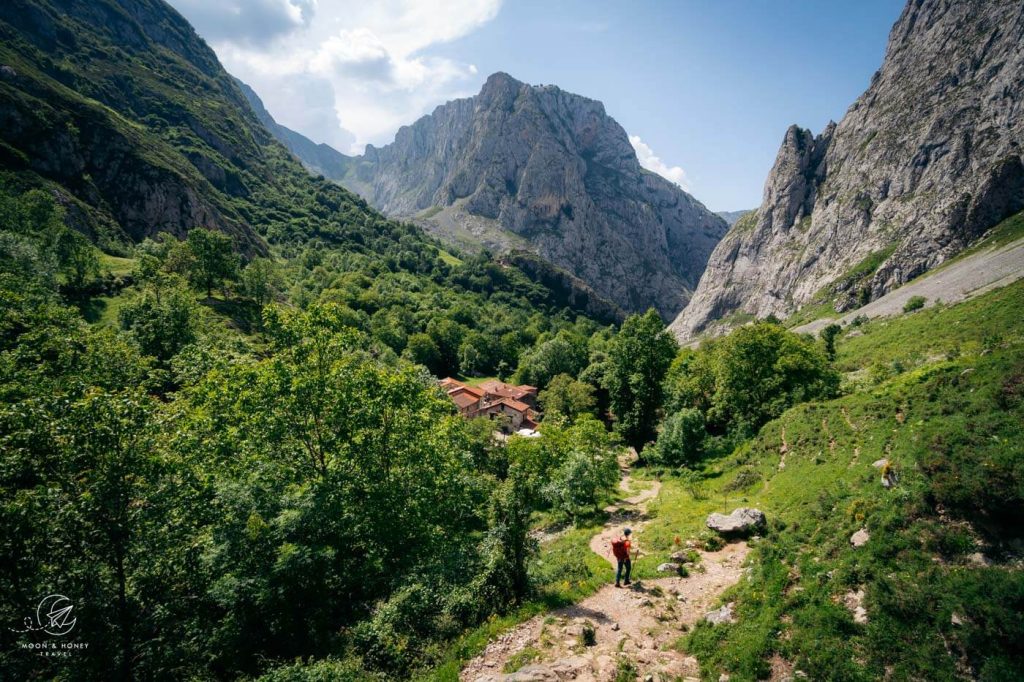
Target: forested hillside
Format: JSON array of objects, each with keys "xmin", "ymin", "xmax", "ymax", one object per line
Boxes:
[{"xmin": 0, "ymin": 1, "xmax": 639, "ymax": 679}]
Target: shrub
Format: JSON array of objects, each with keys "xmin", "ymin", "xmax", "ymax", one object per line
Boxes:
[
  {"xmin": 649, "ymin": 408, "xmax": 706, "ymax": 467},
  {"xmin": 614, "ymin": 655, "xmax": 639, "ymax": 682},
  {"xmin": 903, "ymin": 295, "xmax": 927, "ymax": 313},
  {"xmin": 579, "ymin": 621, "xmax": 597, "ymax": 647}
]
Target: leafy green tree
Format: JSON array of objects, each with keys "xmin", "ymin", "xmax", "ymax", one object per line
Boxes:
[
  {"xmin": 185, "ymin": 228, "xmax": 237, "ymax": 297},
  {"xmin": 666, "ymin": 322, "xmax": 840, "ymax": 437},
  {"xmin": 118, "ymin": 282, "xmax": 199, "ymax": 362},
  {"xmin": 53, "ymin": 227, "xmax": 99, "ymax": 289},
  {"xmin": 604, "ymin": 310, "xmax": 678, "ymax": 452},
  {"xmin": 178, "ymin": 308, "xmax": 483, "ymax": 670},
  {"xmin": 241, "ymin": 257, "xmax": 281, "ymax": 306},
  {"xmin": 513, "ymin": 330, "xmax": 588, "ymax": 388},
  {"xmin": 426, "ymin": 317, "xmax": 467, "ymax": 377},
  {"xmin": 539, "ymin": 373, "xmax": 596, "ymax": 421},
  {"xmin": 405, "ymin": 332, "xmax": 443, "ymax": 375},
  {"xmin": 821, "ymin": 323, "xmax": 841, "ymax": 361},
  {"xmin": 541, "ymin": 416, "xmax": 620, "ymax": 521},
  {"xmin": 475, "ymin": 470, "xmax": 536, "ymax": 609},
  {"xmin": 649, "ymin": 407, "xmax": 706, "ymax": 467}
]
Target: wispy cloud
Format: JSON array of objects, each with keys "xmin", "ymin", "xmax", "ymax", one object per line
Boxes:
[
  {"xmin": 170, "ymin": 0, "xmax": 502, "ymax": 153},
  {"xmin": 629, "ymin": 135, "xmax": 691, "ymax": 191}
]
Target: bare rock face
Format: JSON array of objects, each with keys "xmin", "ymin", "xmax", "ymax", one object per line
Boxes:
[
  {"xmin": 339, "ymin": 73, "xmax": 728, "ymax": 319},
  {"xmin": 706, "ymin": 508, "xmax": 766, "ymax": 536},
  {"xmin": 672, "ymin": 0, "xmax": 1024, "ymax": 340}
]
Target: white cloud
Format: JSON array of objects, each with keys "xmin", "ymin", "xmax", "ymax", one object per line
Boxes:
[
  {"xmin": 629, "ymin": 135, "xmax": 691, "ymax": 192},
  {"xmin": 170, "ymin": 0, "xmax": 316, "ymax": 44},
  {"xmin": 170, "ymin": 0, "xmax": 502, "ymax": 154}
]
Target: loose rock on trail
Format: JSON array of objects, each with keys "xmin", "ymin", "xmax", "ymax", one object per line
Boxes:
[{"xmin": 460, "ymin": 453, "xmax": 749, "ymax": 681}]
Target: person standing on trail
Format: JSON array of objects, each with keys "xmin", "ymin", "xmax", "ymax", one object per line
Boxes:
[{"xmin": 611, "ymin": 528, "xmax": 635, "ymax": 587}]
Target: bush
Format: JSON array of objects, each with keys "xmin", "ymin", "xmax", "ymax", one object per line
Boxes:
[
  {"xmin": 649, "ymin": 408, "xmax": 706, "ymax": 467},
  {"xmin": 579, "ymin": 621, "xmax": 597, "ymax": 647},
  {"xmin": 665, "ymin": 322, "xmax": 840, "ymax": 438},
  {"xmin": 903, "ymin": 295, "xmax": 927, "ymax": 313},
  {"xmin": 614, "ymin": 655, "xmax": 639, "ymax": 682}
]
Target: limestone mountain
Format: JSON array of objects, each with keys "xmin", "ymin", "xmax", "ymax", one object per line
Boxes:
[
  {"xmin": 334, "ymin": 73, "xmax": 728, "ymax": 320},
  {"xmin": 671, "ymin": 0, "xmax": 1024, "ymax": 341}
]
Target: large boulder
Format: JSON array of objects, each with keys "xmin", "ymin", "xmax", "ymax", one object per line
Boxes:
[{"xmin": 706, "ymin": 508, "xmax": 766, "ymax": 536}]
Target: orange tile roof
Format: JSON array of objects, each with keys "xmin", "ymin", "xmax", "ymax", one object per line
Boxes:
[
  {"xmin": 478, "ymin": 380, "xmax": 536, "ymax": 400},
  {"xmin": 451, "ymin": 392, "xmax": 480, "ymax": 409},
  {"xmin": 449, "ymin": 385, "xmax": 483, "ymax": 398}
]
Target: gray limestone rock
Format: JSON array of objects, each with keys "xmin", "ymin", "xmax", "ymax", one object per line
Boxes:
[
  {"xmin": 334, "ymin": 72, "xmax": 728, "ymax": 319},
  {"xmin": 705, "ymin": 602, "xmax": 735, "ymax": 625},
  {"xmin": 706, "ymin": 508, "xmax": 766, "ymax": 536},
  {"xmin": 672, "ymin": 0, "xmax": 1024, "ymax": 341}
]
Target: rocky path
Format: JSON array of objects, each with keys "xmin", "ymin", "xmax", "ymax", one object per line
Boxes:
[
  {"xmin": 460, "ymin": 458, "xmax": 748, "ymax": 681},
  {"xmin": 795, "ymin": 236, "xmax": 1024, "ymax": 335}
]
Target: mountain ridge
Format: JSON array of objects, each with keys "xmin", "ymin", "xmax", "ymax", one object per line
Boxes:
[
  {"xmin": 256, "ymin": 71, "xmax": 729, "ymax": 320},
  {"xmin": 671, "ymin": 0, "xmax": 1024, "ymax": 340}
]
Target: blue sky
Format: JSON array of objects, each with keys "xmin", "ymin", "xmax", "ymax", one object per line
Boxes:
[{"xmin": 170, "ymin": 0, "xmax": 904, "ymax": 211}]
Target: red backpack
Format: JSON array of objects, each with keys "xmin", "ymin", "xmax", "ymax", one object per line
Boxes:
[{"xmin": 611, "ymin": 538, "xmax": 629, "ymax": 560}]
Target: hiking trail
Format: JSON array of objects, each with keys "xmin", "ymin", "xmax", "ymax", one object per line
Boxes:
[{"xmin": 460, "ymin": 451, "xmax": 749, "ymax": 681}]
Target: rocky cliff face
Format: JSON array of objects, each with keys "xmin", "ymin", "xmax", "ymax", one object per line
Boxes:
[
  {"xmin": 671, "ymin": 0, "xmax": 1024, "ymax": 340},
  {"xmin": 339, "ymin": 73, "xmax": 727, "ymax": 319}
]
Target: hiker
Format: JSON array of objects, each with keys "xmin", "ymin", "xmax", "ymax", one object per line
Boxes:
[{"xmin": 611, "ymin": 528, "xmax": 635, "ymax": 587}]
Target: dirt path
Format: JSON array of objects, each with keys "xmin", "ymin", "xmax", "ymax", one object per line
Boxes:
[
  {"xmin": 460, "ymin": 457, "xmax": 749, "ymax": 681},
  {"xmin": 795, "ymin": 236, "xmax": 1024, "ymax": 335}
]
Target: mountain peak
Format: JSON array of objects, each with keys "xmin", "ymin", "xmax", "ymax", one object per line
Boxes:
[
  {"xmin": 671, "ymin": 0, "xmax": 1024, "ymax": 341},
  {"xmin": 330, "ymin": 76, "xmax": 727, "ymax": 319}
]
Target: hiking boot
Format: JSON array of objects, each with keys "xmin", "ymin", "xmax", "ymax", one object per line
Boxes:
[
  {"xmin": 614, "ymin": 583, "xmax": 621, "ymax": 588},
  {"xmin": 624, "ymin": 580, "xmax": 632, "ymax": 585}
]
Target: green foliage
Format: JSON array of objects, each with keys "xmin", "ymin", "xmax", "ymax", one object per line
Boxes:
[
  {"xmin": 538, "ymin": 372, "xmax": 596, "ymax": 421},
  {"xmin": 649, "ymin": 407, "xmax": 706, "ymax": 467},
  {"xmin": 821, "ymin": 322, "xmax": 841, "ymax": 361},
  {"xmin": 241, "ymin": 257, "xmax": 282, "ymax": 306},
  {"xmin": 514, "ymin": 330, "xmax": 588, "ymax": 389},
  {"xmin": 903, "ymin": 295, "xmax": 927, "ymax": 312},
  {"xmin": 579, "ymin": 621, "xmax": 597, "ymax": 647},
  {"xmin": 666, "ymin": 322, "xmax": 840, "ymax": 438},
  {"xmin": 604, "ymin": 310, "xmax": 678, "ymax": 451},
  {"xmin": 186, "ymin": 228, "xmax": 238, "ymax": 297},
  {"xmin": 118, "ymin": 280, "xmax": 200, "ymax": 362},
  {"xmin": 614, "ymin": 655, "xmax": 639, "ymax": 682}
]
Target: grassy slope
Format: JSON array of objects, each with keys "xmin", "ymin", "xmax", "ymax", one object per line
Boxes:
[
  {"xmin": 425, "ymin": 282, "xmax": 1022, "ymax": 680},
  {"xmin": 636, "ymin": 280, "xmax": 1024, "ymax": 680},
  {"xmin": 473, "ymin": 281, "xmax": 1020, "ymax": 680}
]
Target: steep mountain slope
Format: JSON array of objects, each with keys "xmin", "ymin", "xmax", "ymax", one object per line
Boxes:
[
  {"xmin": 0, "ymin": 0, "xmax": 391, "ymax": 256},
  {"xmin": 235, "ymin": 78, "xmax": 352, "ymax": 181},
  {"xmin": 335, "ymin": 73, "xmax": 727, "ymax": 320},
  {"xmin": 671, "ymin": 0, "xmax": 1024, "ymax": 341}
]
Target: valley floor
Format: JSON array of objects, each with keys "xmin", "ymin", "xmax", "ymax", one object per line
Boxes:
[{"xmin": 460, "ymin": 459, "xmax": 749, "ymax": 681}]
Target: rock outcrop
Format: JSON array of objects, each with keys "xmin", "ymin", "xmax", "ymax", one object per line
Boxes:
[
  {"xmin": 337, "ymin": 73, "xmax": 728, "ymax": 319},
  {"xmin": 672, "ymin": 0, "xmax": 1024, "ymax": 340},
  {"xmin": 706, "ymin": 508, "xmax": 766, "ymax": 536}
]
